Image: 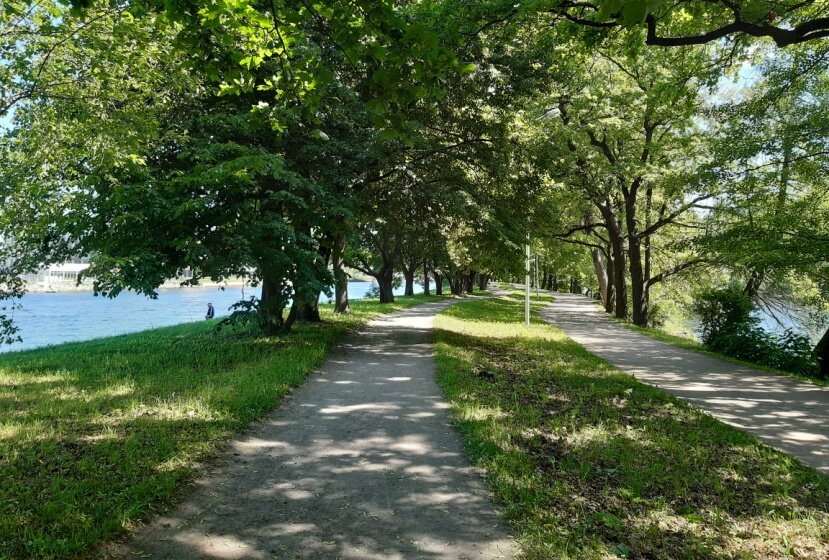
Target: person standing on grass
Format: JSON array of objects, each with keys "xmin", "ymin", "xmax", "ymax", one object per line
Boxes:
[{"xmin": 206, "ymin": 303, "xmax": 215, "ymax": 320}]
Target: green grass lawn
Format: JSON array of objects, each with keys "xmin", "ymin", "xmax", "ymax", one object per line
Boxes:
[
  {"xmin": 0, "ymin": 294, "xmax": 445, "ymax": 560},
  {"xmin": 434, "ymin": 296, "xmax": 829, "ymax": 560}
]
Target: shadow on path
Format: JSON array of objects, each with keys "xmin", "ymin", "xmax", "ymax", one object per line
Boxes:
[
  {"xmin": 111, "ymin": 300, "xmax": 516, "ymax": 559},
  {"xmin": 541, "ymin": 293, "xmax": 829, "ymax": 475}
]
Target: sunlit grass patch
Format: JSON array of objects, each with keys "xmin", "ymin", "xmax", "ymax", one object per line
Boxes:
[
  {"xmin": 435, "ymin": 297, "xmax": 829, "ymax": 560},
  {"xmin": 0, "ymin": 293, "xmax": 446, "ymax": 559}
]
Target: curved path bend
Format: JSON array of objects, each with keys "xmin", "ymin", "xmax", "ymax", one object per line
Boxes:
[
  {"xmin": 113, "ymin": 299, "xmax": 516, "ymax": 559},
  {"xmin": 541, "ymin": 292, "xmax": 829, "ymax": 475}
]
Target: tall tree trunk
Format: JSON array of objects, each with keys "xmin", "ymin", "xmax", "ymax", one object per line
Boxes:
[
  {"xmin": 295, "ymin": 244, "xmax": 330, "ymax": 323},
  {"xmin": 478, "ymin": 274, "xmax": 488, "ymax": 290},
  {"xmin": 453, "ymin": 272, "xmax": 465, "ymax": 295},
  {"xmin": 403, "ymin": 270, "xmax": 415, "ymax": 297},
  {"xmin": 599, "ymin": 202, "xmax": 627, "ymax": 319},
  {"xmin": 626, "ymin": 208, "xmax": 648, "ymax": 326},
  {"xmin": 816, "ymin": 327, "xmax": 829, "ymax": 379},
  {"xmin": 293, "ymin": 296, "xmax": 321, "ymax": 322},
  {"xmin": 604, "ymin": 243, "xmax": 616, "ymax": 314},
  {"xmin": 260, "ymin": 274, "xmax": 292, "ymax": 334},
  {"xmin": 332, "ymin": 234, "xmax": 350, "ymax": 314},
  {"xmin": 433, "ymin": 271, "xmax": 443, "ymax": 295},
  {"xmin": 644, "ymin": 186, "xmax": 653, "ymax": 310},
  {"xmin": 551, "ymin": 273, "xmax": 558, "ymax": 292},
  {"xmin": 591, "ymin": 248, "xmax": 609, "ymax": 308},
  {"xmin": 423, "ymin": 260, "xmax": 430, "ymax": 295},
  {"xmin": 378, "ymin": 266, "xmax": 395, "ymax": 304},
  {"xmin": 466, "ymin": 271, "xmax": 475, "ymax": 294}
]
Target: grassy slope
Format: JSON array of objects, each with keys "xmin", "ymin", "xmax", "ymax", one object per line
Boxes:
[
  {"xmin": 435, "ymin": 296, "xmax": 829, "ymax": 560},
  {"xmin": 0, "ymin": 294, "xmax": 445, "ymax": 560}
]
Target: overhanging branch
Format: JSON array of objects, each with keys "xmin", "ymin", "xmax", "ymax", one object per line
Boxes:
[
  {"xmin": 646, "ymin": 259, "xmax": 706, "ymax": 288},
  {"xmin": 645, "ymin": 14, "xmax": 829, "ymax": 48}
]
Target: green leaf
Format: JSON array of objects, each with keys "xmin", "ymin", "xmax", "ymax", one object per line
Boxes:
[
  {"xmin": 457, "ymin": 62, "xmax": 476, "ymax": 74},
  {"xmin": 620, "ymin": 0, "xmax": 648, "ymax": 26}
]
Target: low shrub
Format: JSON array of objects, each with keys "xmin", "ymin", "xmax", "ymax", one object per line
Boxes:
[
  {"xmin": 694, "ymin": 286, "xmax": 818, "ymax": 376},
  {"xmin": 693, "ymin": 285, "xmax": 754, "ymax": 345}
]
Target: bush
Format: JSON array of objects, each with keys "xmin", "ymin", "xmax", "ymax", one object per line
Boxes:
[
  {"xmin": 693, "ymin": 285, "xmax": 754, "ymax": 346},
  {"xmin": 693, "ymin": 286, "xmax": 818, "ymax": 376},
  {"xmin": 647, "ymin": 301, "xmax": 669, "ymax": 329}
]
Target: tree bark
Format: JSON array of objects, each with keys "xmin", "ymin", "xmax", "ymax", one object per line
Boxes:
[
  {"xmin": 451, "ymin": 272, "xmax": 465, "ymax": 295},
  {"xmin": 604, "ymin": 243, "xmax": 616, "ymax": 314},
  {"xmin": 403, "ymin": 270, "xmax": 415, "ymax": 297},
  {"xmin": 466, "ymin": 271, "xmax": 475, "ymax": 294},
  {"xmin": 332, "ymin": 234, "xmax": 350, "ymax": 314},
  {"xmin": 260, "ymin": 274, "xmax": 291, "ymax": 334},
  {"xmin": 378, "ymin": 266, "xmax": 395, "ymax": 304},
  {"xmin": 293, "ymin": 297, "xmax": 321, "ymax": 322},
  {"xmin": 433, "ymin": 271, "xmax": 443, "ymax": 295},
  {"xmin": 423, "ymin": 260, "xmax": 430, "ymax": 295},
  {"xmin": 628, "ymin": 232, "xmax": 647, "ymax": 326},
  {"xmin": 591, "ymin": 248, "xmax": 609, "ymax": 309},
  {"xmin": 816, "ymin": 327, "xmax": 829, "ymax": 379},
  {"xmin": 623, "ymin": 183, "xmax": 649, "ymax": 326},
  {"xmin": 599, "ymin": 202, "xmax": 627, "ymax": 318},
  {"xmin": 744, "ymin": 270, "xmax": 765, "ymax": 298}
]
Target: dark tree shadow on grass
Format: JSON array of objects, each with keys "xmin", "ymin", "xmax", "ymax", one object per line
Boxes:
[
  {"xmin": 0, "ymin": 320, "xmax": 349, "ymax": 559},
  {"xmin": 435, "ymin": 327, "xmax": 829, "ymax": 560}
]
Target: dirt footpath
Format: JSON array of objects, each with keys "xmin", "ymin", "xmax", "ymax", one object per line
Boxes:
[{"xmin": 112, "ymin": 299, "xmax": 516, "ymax": 559}]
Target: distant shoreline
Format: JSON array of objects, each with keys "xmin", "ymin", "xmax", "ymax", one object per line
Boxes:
[
  {"xmin": 23, "ymin": 279, "xmax": 249, "ymax": 295},
  {"xmin": 24, "ymin": 277, "xmax": 376, "ymax": 295}
]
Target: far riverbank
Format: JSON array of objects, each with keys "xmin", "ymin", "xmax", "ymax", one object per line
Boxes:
[{"xmin": 3, "ymin": 280, "xmax": 403, "ymax": 352}]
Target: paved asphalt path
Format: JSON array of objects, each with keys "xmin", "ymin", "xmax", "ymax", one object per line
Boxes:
[
  {"xmin": 541, "ymin": 292, "xmax": 829, "ymax": 475},
  {"xmin": 112, "ymin": 299, "xmax": 516, "ymax": 559}
]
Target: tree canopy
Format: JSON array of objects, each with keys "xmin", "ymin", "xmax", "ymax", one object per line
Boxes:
[{"xmin": 0, "ymin": 0, "xmax": 827, "ymax": 375}]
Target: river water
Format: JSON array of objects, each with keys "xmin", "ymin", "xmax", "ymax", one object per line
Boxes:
[{"xmin": 1, "ymin": 281, "xmax": 407, "ymax": 353}]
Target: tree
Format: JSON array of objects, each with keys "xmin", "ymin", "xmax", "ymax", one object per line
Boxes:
[
  {"xmin": 530, "ymin": 44, "xmax": 717, "ymax": 325},
  {"xmin": 0, "ymin": 0, "xmax": 474, "ymax": 335},
  {"xmin": 0, "ymin": 8, "xmax": 345, "ymax": 334},
  {"xmin": 702, "ymin": 42, "xmax": 829, "ymax": 368},
  {"xmin": 455, "ymin": 0, "xmax": 829, "ymax": 49}
]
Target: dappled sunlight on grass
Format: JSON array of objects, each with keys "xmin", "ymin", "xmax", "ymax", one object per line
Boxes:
[
  {"xmin": 434, "ymin": 297, "xmax": 829, "ymax": 560},
  {"xmin": 441, "ymin": 294, "xmax": 553, "ymax": 326},
  {"xmin": 0, "ymin": 293, "xmax": 445, "ymax": 559},
  {"xmin": 457, "ymin": 402, "xmax": 511, "ymax": 423}
]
